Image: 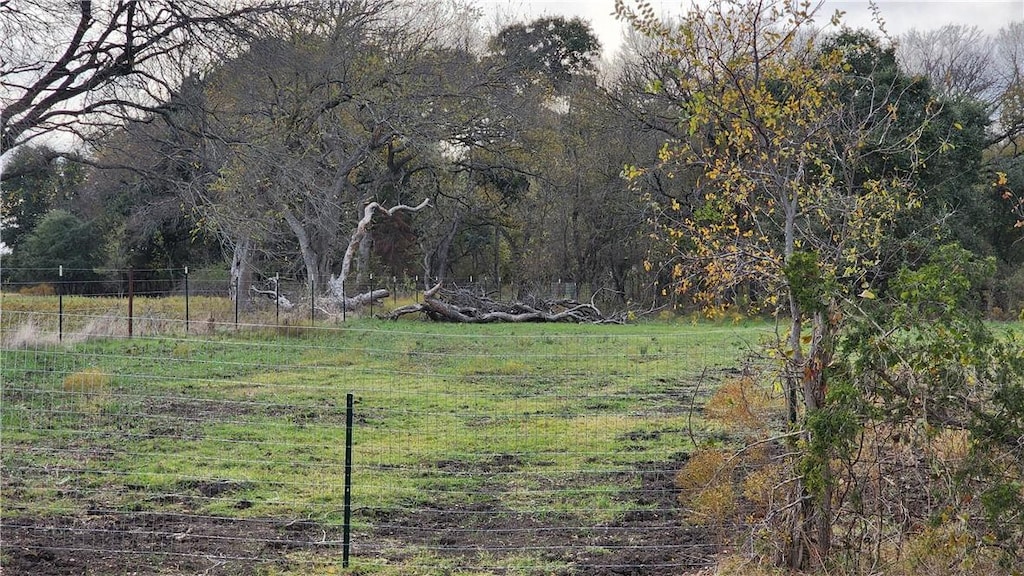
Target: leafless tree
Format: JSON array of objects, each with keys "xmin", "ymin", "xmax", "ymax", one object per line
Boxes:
[
  {"xmin": 0, "ymin": 0, "xmax": 296, "ymax": 165},
  {"xmin": 991, "ymin": 23, "xmax": 1024, "ymax": 147},
  {"xmin": 897, "ymin": 25, "xmax": 997, "ymax": 102},
  {"xmin": 194, "ymin": 0, "xmax": 500, "ymax": 302}
]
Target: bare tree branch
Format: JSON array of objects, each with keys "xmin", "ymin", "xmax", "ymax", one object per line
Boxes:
[{"xmin": 1, "ymin": 0, "xmax": 297, "ymax": 159}]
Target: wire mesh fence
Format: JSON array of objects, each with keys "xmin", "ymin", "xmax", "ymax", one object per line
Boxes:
[
  {"xmin": 1, "ymin": 266, "xmax": 664, "ymax": 321},
  {"xmin": 0, "ymin": 278, "xmax": 763, "ymax": 575}
]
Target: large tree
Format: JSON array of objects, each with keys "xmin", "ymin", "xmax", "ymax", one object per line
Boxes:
[
  {"xmin": 616, "ymin": 0, "xmax": 951, "ymax": 567},
  {"xmin": 488, "ymin": 16, "xmax": 601, "ymax": 92},
  {"xmin": 5, "ymin": 209, "xmax": 103, "ymax": 292},
  {"xmin": 897, "ymin": 25, "xmax": 998, "ymax": 103},
  {"xmin": 0, "ymin": 145, "xmax": 84, "ymax": 251},
  {"xmin": 0, "ymin": 0, "xmax": 294, "ymax": 161},
  {"xmin": 195, "ymin": 0, "xmax": 485, "ymax": 302}
]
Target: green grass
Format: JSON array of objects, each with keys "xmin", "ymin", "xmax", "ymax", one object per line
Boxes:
[{"xmin": 1, "ymin": 313, "xmax": 770, "ymax": 574}]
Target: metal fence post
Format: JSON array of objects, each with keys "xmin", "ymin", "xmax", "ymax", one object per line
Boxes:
[
  {"xmin": 275, "ymin": 273, "xmax": 280, "ymax": 326},
  {"xmin": 343, "ymin": 392, "xmax": 354, "ymax": 568},
  {"xmin": 127, "ymin": 268, "xmax": 134, "ymax": 338},
  {"xmin": 184, "ymin": 266, "xmax": 189, "ymax": 334},
  {"xmin": 234, "ymin": 276, "xmax": 240, "ymax": 330},
  {"xmin": 58, "ymin": 265, "xmax": 64, "ymax": 342}
]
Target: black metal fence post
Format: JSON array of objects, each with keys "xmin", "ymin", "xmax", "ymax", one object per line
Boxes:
[
  {"xmin": 342, "ymin": 280, "xmax": 346, "ymax": 322},
  {"xmin": 127, "ymin": 268, "xmax": 134, "ymax": 338},
  {"xmin": 184, "ymin": 266, "xmax": 190, "ymax": 334},
  {"xmin": 275, "ymin": 273, "xmax": 280, "ymax": 326},
  {"xmin": 343, "ymin": 392, "xmax": 354, "ymax": 568},
  {"xmin": 310, "ymin": 280, "xmax": 315, "ymax": 326},
  {"xmin": 58, "ymin": 265, "xmax": 64, "ymax": 342},
  {"xmin": 369, "ymin": 274, "xmax": 374, "ymax": 318},
  {"xmin": 234, "ymin": 276, "xmax": 240, "ymax": 330}
]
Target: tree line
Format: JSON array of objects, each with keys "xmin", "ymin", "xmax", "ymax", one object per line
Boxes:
[{"xmin": 5, "ymin": 1, "xmax": 1019, "ymax": 312}]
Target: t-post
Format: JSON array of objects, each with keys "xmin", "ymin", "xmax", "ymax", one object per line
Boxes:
[
  {"xmin": 184, "ymin": 266, "xmax": 189, "ymax": 334},
  {"xmin": 58, "ymin": 265, "xmax": 64, "ymax": 342}
]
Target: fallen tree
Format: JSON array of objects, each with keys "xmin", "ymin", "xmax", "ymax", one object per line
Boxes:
[{"xmin": 385, "ymin": 283, "xmax": 626, "ymax": 323}]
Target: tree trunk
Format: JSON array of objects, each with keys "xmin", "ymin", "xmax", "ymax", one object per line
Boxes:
[
  {"xmin": 326, "ymin": 199, "xmax": 430, "ymax": 309},
  {"xmin": 229, "ymin": 235, "xmax": 252, "ymax": 307},
  {"xmin": 282, "ymin": 206, "xmax": 323, "ymax": 294},
  {"xmin": 355, "ymin": 230, "xmax": 372, "ymax": 287},
  {"xmin": 424, "ymin": 213, "xmax": 462, "ymax": 284},
  {"xmin": 385, "ymin": 284, "xmax": 622, "ymax": 323},
  {"xmin": 806, "ymin": 310, "xmax": 834, "ymax": 562},
  {"xmin": 785, "ymin": 305, "xmax": 835, "ymax": 570}
]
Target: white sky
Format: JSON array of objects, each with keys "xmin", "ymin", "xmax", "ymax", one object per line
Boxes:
[{"xmin": 477, "ymin": 0, "xmax": 1024, "ymax": 58}]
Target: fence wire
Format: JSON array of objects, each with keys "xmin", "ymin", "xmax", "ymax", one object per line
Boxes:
[{"xmin": 1, "ymin": 288, "xmax": 761, "ymax": 575}]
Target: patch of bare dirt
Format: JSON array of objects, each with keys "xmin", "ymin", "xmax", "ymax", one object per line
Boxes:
[
  {"xmin": 1, "ymin": 513, "xmax": 337, "ymax": 576},
  {"xmin": 371, "ymin": 455, "xmax": 714, "ymax": 575}
]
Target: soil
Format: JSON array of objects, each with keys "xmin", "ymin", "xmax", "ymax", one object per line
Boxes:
[
  {"xmin": 2, "ymin": 456, "xmax": 713, "ymax": 575},
  {"xmin": 361, "ymin": 455, "xmax": 713, "ymax": 575},
  {"xmin": 1, "ymin": 512, "xmax": 335, "ymax": 575}
]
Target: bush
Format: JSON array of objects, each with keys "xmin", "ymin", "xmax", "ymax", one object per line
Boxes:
[{"xmin": 7, "ymin": 210, "xmax": 103, "ymax": 293}]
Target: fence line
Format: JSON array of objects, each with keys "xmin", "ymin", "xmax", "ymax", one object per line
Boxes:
[
  {"xmin": 1, "ymin": 265, "xmax": 666, "ymax": 312},
  {"xmin": 0, "ymin": 289, "xmax": 761, "ymax": 575}
]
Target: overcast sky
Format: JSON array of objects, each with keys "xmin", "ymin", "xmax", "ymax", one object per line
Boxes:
[{"xmin": 478, "ymin": 0, "xmax": 1024, "ymax": 58}]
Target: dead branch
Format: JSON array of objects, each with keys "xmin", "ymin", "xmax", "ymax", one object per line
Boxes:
[
  {"xmin": 385, "ymin": 285, "xmax": 625, "ymax": 324},
  {"xmin": 250, "ymin": 280, "xmax": 294, "ymax": 310},
  {"xmin": 336, "ymin": 199, "xmax": 430, "ymax": 288}
]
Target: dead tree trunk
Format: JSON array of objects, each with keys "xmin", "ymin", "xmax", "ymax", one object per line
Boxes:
[
  {"xmin": 229, "ymin": 236, "xmax": 252, "ymax": 307},
  {"xmin": 322, "ymin": 198, "xmax": 430, "ymax": 310}
]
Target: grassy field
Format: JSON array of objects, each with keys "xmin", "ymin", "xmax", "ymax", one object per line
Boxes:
[{"xmin": 1, "ymin": 295, "xmax": 773, "ymax": 574}]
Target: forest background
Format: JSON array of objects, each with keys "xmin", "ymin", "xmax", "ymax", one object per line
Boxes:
[{"xmin": 3, "ymin": 0, "xmax": 1023, "ymax": 318}]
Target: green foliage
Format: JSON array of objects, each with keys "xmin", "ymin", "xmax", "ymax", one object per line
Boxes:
[
  {"xmin": 801, "ymin": 379, "xmax": 861, "ymax": 496},
  {"xmin": 890, "ymin": 244, "xmax": 996, "ymax": 321},
  {"xmin": 0, "ymin": 146, "xmax": 83, "ymax": 250},
  {"xmin": 833, "ymin": 244, "xmax": 1024, "ymax": 570},
  {"xmin": 7, "ymin": 209, "xmax": 102, "ymax": 290},
  {"xmin": 489, "ymin": 16, "xmax": 601, "ymax": 89},
  {"xmin": 783, "ymin": 251, "xmax": 827, "ymax": 313}
]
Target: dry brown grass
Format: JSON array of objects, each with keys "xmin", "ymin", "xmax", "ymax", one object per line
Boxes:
[
  {"xmin": 62, "ymin": 367, "xmax": 111, "ymax": 394},
  {"xmin": 3, "ymin": 319, "xmax": 56, "ymax": 348},
  {"xmin": 704, "ymin": 375, "xmax": 781, "ymax": 431},
  {"xmin": 0, "ymin": 294, "xmax": 271, "ymax": 345},
  {"xmin": 62, "ymin": 367, "xmax": 113, "ymax": 414}
]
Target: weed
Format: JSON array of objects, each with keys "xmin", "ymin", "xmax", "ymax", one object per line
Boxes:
[
  {"xmin": 3, "ymin": 319, "xmax": 53, "ymax": 348},
  {"xmin": 704, "ymin": 375, "xmax": 778, "ymax": 431},
  {"xmin": 62, "ymin": 367, "xmax": 111, "ymax": 394},
  {"xmin": 675, "ymin": 448, "xmax": 732, "ymax": 493},
  {"xmin": 171, "ymin": 342, "xmax": 192, "ymax": 358},
  {"xmin": 62, "ymin": 367, "xmax": 113, "ymax": 414}
]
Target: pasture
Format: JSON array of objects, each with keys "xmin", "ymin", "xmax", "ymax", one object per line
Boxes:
[{"xmin": 1, "ymin": 294, "xmax": 770, "ymax": 575}]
